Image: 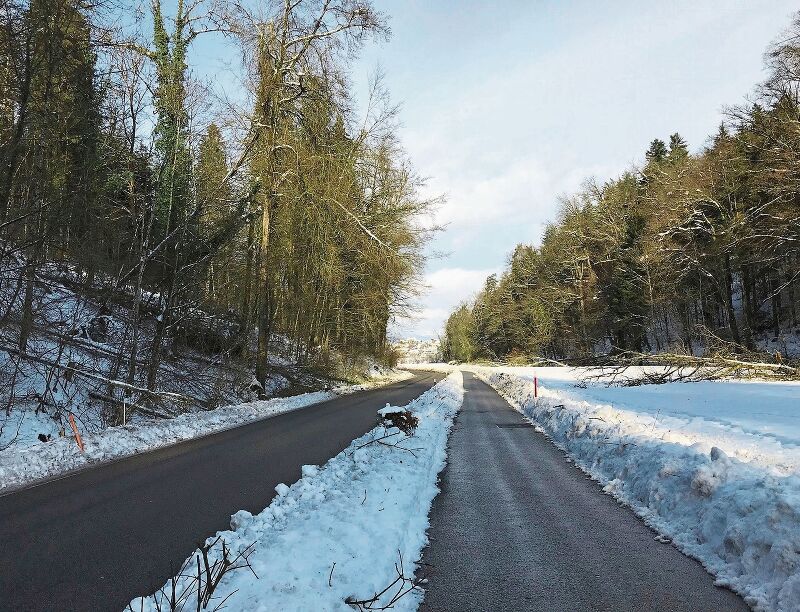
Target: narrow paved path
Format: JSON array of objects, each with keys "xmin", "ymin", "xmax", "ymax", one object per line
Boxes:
[
  {"xmin": 418, "ymin": 372, "xmax": 748, "ymax": 612},
  {"xmin": 0, "ymin": 372, "xmax": 438, "ymax": 612}
]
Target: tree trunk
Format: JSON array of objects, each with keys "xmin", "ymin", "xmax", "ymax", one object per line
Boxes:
[
  {"xmin": 240, "ymin": 215, "xmax": 256, "ymax": 359},
  {"xmin": 787, "ymin": 263, "xmax": 797, "ymax": 327},
  {"xmin": 255, "ymin": 190, "xmax": 273, "ymax": 385},
  {"xmin": 741, "ymin": 263, "xmax": 755, "ymax": 346},
  {"xmin": 18, "ymin": 261, "xmax": 36, "ymax": 352},
  {"xmin": 771, "ymin": 272, "xmax": 782, "ymax": 338},
  {"xmin": 723, "ymin": 255, "xmax": 741, "ymax": 345}
]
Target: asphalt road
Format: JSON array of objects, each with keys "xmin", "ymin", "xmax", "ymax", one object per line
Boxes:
[
  {"xmin": 418, "ymin": 372, "xmax": 749, "ymax": 612},
  {"xmin": 0, "ymin": 372, "xmax": 438, "ymax": 612}
]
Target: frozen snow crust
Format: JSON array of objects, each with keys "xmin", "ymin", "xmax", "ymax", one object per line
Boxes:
[
  {"xmin": 130, "ymin": 371, "xmax": 464, "ymax": 612},
  {"xmin": 472, "ymin": 366, "xmax": 800, "ymax": 612},
  {"xmin": 0, "ymin": 371, "xmax": 412, "ymax": 494}
]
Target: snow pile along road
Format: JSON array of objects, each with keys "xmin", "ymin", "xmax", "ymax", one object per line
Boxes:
[
  {"xmin": 129, "ymin": 371, "xmax": 464, "ymax": 612},
  {"xmin": 0, "ymin": 371, "xmax": 412, "ymax": 494},
  {"xmin": 476, "ymin": 368, "xmax": 800, "ymax": 612}
]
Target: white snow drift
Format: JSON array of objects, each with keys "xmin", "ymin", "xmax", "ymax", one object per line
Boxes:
[
  {"xmin": 472, "ymin": 366, "xmax": 800, "ymax": 612},
  {"xmin": 129, "ymin": 371, "xmax": 464, "ymax": 612},
  {"xmin": 0, "ymin": 371, "xmax": 412, "ymax": 494}
]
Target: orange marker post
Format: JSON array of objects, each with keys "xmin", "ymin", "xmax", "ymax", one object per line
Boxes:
[{"xmin": 68, "ymin": 413, "xmax": 85, "ymax": 452}]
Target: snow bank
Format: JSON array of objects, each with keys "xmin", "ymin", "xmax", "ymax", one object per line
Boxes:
[
  {"xmin": 129, "ymin": 371, "xmax": 464, "ymax": 612},
  {"xmin": 475, "ymin": 367, "xmax": 800, "ymax": 612},
  {"xmin": 0, "ymin": 370, "xmax": 413, "ymax": 494},
  {"xmin": 481, "ymin": 366, "xmax": 800, "ymax": 453}
]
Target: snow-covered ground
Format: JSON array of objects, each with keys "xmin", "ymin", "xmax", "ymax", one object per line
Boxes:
[
  {"xmin": 484, "ymin": 366, "xmax": 800, "ymax": 469},
  {"xmin": 461, "ymin": 365, "xmax": 800, "ymax": 612},
  {"xmin": 0, "ymin": 370, "xmax": 412, "ymax": 494},
  {"xmin": 757, "ymin": 330, "xmax": 800, "ymax": 360},
  {"xmin": 129, "ymin": 371, "xmax": 464, "ymax": 612},
  {"xmin": 0, "ymin": 257, "xmax": 402, "ymax": 453}
]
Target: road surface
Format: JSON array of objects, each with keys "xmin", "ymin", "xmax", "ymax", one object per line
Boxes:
[
  {"xmin": 418, "ymin": 372, "xmax": 749, "ymax": 611},
  {"xmin": 0, "ymin": 372, "xmax": 439, "ymax": 612}
]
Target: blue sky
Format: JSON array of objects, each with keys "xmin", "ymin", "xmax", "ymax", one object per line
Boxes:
[{"xmin": 343, "ymin": 0, "xmax": 798, "ymax": 339}]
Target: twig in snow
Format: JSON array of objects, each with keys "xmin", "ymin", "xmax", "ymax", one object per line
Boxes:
[
  {"xmin": 345, "ymin": 550, "xmax": 424, "ymax": 610},
  {"xmin": 126, "ymin": 537, "xmax": 258, "ymax": 612}
]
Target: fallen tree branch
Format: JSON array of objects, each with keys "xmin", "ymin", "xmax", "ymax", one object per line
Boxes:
[
  {"xmin": 583, "ymin": 348, "xmax": 799, "ymax": 386},
  {"xmin": 0, "ymin": 342, "xmax": 194, "ymax": 406}
]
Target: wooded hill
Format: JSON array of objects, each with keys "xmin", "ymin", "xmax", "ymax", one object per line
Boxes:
[
  {"xmin": 443, "ymin": 12, "xmax": 800, "ymax": 365},
  {"xmin": 0, "ymin": 0, "xmax": 432, "ymax": 431}
]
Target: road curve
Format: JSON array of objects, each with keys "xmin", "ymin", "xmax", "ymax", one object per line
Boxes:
[
  {"xmin": 418, "ymin": 372, "xmax": 749, "ymax": 612},
  {"xmin": 0, "ymin": 372, "xmax": 439, "ymax": 612}
]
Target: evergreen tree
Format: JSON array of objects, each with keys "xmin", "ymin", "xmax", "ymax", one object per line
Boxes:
[
  {"xmin": 442, "ymin": 304, "xmax": 475, "ymax": 362},
  {"xmin": 645, "ymin": 138, "xmax": 668, "ymax": 163},
  {"xmin": 151, "ymin": 0, "xmax": 192, "ymax": 241},
  {"xmin": 667, "ymin": 132, "xmax": 688, "ymax": 163},
  {"xmin": 605, "ymin": 214, "xmax": 649, "ymax": 351},
  {"xmin": 195, "ymin": 123, "xmax": 235, "ymax": 309},
  {"xmin": 196, "ymin": 124, "xmax": 231, "ymax": 237}
]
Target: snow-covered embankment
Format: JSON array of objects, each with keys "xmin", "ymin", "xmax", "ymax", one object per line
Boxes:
[
  {"xmin": 130, "ymin": 370, "xmax": 464, "ymax": 611},
  {"xmin": 0, "ymin": 371, "xmax": 412, "ymax": 494},
  {"xmin": 476, "ymin": 368, "xmax": 800, "ymax": 612}
]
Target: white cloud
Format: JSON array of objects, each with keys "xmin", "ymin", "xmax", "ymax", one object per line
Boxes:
[
  {"xmin": 431, "ymin": 158, "xmax": 551, "ymax": 228},
  {"xmin": 391, "ymin": 267, "xmax": 498, "ymax": 340}
]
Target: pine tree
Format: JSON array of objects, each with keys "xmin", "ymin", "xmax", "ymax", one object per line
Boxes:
[
  {"xmin": 645, "ymin": 138, "xmax": 668, "ymax": 163},
  {"xmin": 195, "ymin": 123, "xmax": 235, "ymax": 309},
  {"xmin": 196, "ymin": 124, "xmax": 231, "ymax": 237},
  {"xmin": 442, "ymin": 305, "xmax": 475, "ymax": 362},
  {"xmin": 667, "ymin": 132, "xmax": 688, "ymax": 163},
  {"xmin": 605, "ymin": 214, "xmax": 649, "ymax": 351},
  {"xmin": 151, "ymin": 0, "xmax": 193, "ymax": 242}
]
